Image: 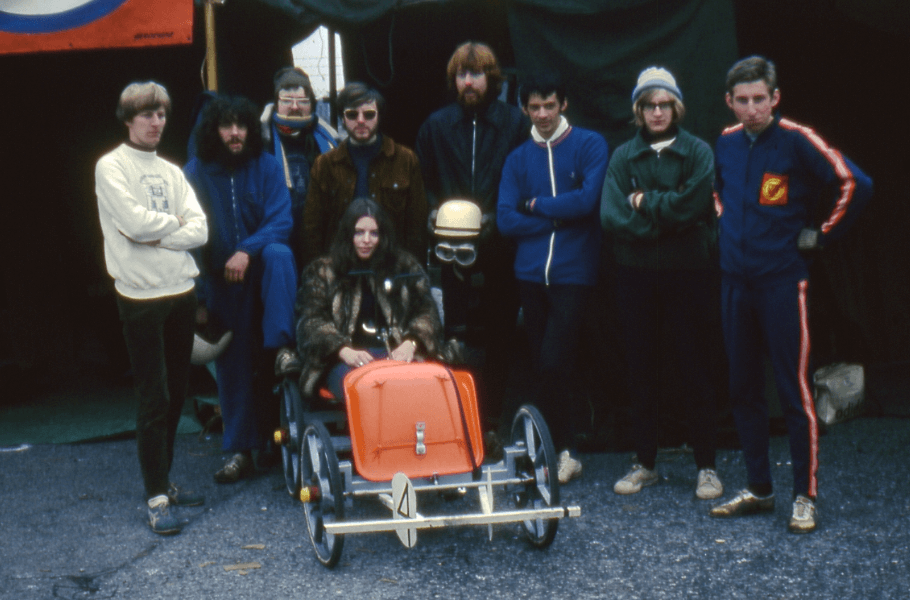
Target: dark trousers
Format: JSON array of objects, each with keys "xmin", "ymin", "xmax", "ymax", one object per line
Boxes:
[
  {"xmin": 722, "ymin": 277, "xmax": 819, "ymax": 499},
  {"xmin": 117, "ymin": 290, "xmax": 196, "ymax": 499},
  {"xmin": 518, "ymin": 281, "xmax": 591, "ymax": 452},
  {"xmin": 440, "ymin": 244, "xmax": 519, "ymax": 427},
  {"xmin": 615, "ymin": 266, "xmax": 718, "ymax": 471}
]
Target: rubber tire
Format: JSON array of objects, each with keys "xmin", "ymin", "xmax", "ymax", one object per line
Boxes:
[
  {"xmin": 278, "ymin": 378, "xmax": 303, "ymax": 496},
  {"xmin": 301, "ymin": 421, "xmax": 345, "ymax": 567},
  {"xmin": 510, "ymin": 404, "xmax": 560, "ymax": 548}
]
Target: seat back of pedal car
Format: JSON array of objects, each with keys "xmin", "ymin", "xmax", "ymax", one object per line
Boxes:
[{"xmin": 343, "ymin": 361, "xmax": 484, "ymax": 482}]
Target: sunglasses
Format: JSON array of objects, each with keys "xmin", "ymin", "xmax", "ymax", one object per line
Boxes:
[
  {"xmin": 435, "ymin": 241, "xmax": 477, "ymax": 267},
  {"xmin": 344, "ymin": 108, "xmax": 378, "ymax": 121}
]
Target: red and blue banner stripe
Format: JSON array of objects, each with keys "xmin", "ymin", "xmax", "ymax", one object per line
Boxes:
[{"xmin": 0, "ymin": 0, "xmax": 193, "ymax": 55}]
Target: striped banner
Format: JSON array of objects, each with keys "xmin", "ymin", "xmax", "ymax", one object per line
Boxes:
[{"xmin": 0, "ymin": 0, "xmax": 193, "ymax": 55}]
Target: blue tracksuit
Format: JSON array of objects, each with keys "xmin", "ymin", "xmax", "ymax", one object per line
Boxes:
[
  {"xmin": 715, "ymin": 115, "xmax": 872, "ymax": 499},
  {"xmin": 185, "ymin": 151, "xmax": 297, "ymax": 452},
  {"xmin": 498, "ymin": 124, "xmax": 608, "ymax": 286}
]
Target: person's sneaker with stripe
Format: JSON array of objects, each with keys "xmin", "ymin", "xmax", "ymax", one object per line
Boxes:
[
  {"xmin": 695, "ymin": 468, "xmax": 724, "ymax": 500},
  {"xmin": 147, "ymin": 495, "xmax": 181, "ymax": 535},
  {"xmin": 710, "ymin": 488, "xmax": 774, "ymax": 517},
  {"xmin": 613, "ymin": 463, "xmax": 658, "ymax": 495},
  {"xmin": 788, "ymin": 495, "xmax": 817, "ymax": 533}
]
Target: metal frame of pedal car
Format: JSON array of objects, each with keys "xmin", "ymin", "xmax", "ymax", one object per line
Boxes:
[{"xmin": 275, "ymin": 364, "xmax": 581, "ymax": 568}]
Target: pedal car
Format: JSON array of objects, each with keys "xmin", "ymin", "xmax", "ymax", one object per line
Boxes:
[{"xmin": 274, "ymin": 359, "xmax": 580, "ymax": 567}]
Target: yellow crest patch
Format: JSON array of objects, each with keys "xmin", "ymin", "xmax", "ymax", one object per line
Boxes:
[{"xmin": 760, "ymin": 173, "xmax": 789, "ymax": 205}]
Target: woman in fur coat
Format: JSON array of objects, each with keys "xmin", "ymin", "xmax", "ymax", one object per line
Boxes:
[{"xmin": 295, "ymin": 198, "xmax": 444, "ymax": 398}]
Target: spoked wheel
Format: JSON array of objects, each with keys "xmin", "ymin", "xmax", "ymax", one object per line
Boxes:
[
  {"xmin": 277, "ymin": 378, "xmax": 303, "ymax": 496},
  {"xmin": 510, "ymin": 404, "xmax": 560, "ymax": 548},
  {"xmin": 300, "ymin": 421, "xmax": 345, "ymax": 567}
]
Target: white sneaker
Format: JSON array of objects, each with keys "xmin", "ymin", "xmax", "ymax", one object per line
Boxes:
[
  {"xmin": 557, "ymin": 450, "xmax": 583, "ymax": 484},
  {"xmin": 696, "ymin": 468, "xmax": 724, "ymax": 499},
  {"xmin": 788, "ymin": 495, "xmax": 817, "ymax": 533},
  {"xmin": 614, "ymin": 464, "xmax": 658, "ymax": 495}
]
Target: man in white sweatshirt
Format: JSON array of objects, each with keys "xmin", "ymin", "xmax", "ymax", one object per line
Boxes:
[{"xmin": 95, "ymin": 81, "xmax": 208, "ymax": 535}]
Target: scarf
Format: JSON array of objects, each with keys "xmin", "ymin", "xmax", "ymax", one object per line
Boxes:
[{"xmin": 272, "ymin": 115, "xmax": 320, "ymax": 189}]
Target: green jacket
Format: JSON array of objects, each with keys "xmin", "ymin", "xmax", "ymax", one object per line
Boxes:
[{"xmin": 600, "ymin": 127, "xmax": 716, "ymax": 270}]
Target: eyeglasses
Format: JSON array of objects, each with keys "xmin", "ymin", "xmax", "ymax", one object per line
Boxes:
[
  {"xmin": 642, "ymin": 101, "xmax": 673, "ymax": 113},
  {"xmin": 344, "ymin": 108, "xmax": 378, "ymax": 121},
  {"xmin": 277, "ymin": 97, "xmax": 311, "ymax": 108},
  {"xmin": 435, "ymin": 241, "xmax": 477, "ymax": 267}
]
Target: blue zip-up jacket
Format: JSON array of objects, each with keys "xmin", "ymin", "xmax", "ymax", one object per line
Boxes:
[
  {"xmin": 714, "ymin": 115, "xmax": 872, "ymax": 286},
  {"xmin": 184, "ymin": 152, "xmax": 293, "ymax": 298},
  {"xmin": 498, "ymin": 122, "xmax": 608, "ymax": 286}
]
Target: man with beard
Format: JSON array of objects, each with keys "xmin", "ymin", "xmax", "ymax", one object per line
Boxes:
[
  {"xmin": 415, "ymin": 42, "xmax": 529, "ymax": 430},
  {"xmin": 261, "ymin": 67, "xmax": 337, "ymax": 268},
  {"xmin": 184, "ymin": 95, "xmax": 297, "ymax": 484},
  {"xmin": 302, "ymin": 82, "xmax": 427, "ymax": 266}
]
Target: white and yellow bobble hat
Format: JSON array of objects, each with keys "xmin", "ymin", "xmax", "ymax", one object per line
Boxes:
[{"xmin": 632, "ymin": 67, "xmax": 682, "ymax": 102}]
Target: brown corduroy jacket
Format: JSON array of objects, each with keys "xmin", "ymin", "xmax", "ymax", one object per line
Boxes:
[{"xmin": 301, "ymin": 135, "xmax": 428, "ymax": 268}]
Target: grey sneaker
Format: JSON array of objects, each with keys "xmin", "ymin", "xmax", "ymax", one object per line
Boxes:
[
  {"xmin": 614, "ymin": 464, "xmax": 658, "ymax": 495},
  {"xmin": 788, "ymin": 495, "xmax": 817, "ymax": 533},
  {"xmin": 557, "ymin": 450, "xmax": 583, "ymax": 484},
  {"xmin": 148, "ymin": 495, "xmax": 181, "ymax": 535},
  {"xmin": 710, "ymin": 488, "xmax": 775, "ymax": 517},
  {"xmin": 696, "ymin": 468, "xmax": 724, "ymax": 500}
]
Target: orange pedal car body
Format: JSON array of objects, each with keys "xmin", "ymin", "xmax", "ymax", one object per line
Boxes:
[{"xmin": 343, "ymin": 361, "xmax": 485, "ymax": 482}]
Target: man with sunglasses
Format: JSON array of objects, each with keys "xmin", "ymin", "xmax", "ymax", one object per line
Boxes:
[
  {"xmin": 302, "ymin": 82, "xmax": 427, "ymax": 266},
  {"xmin": 261, "ymin": 67, "xmax": 337, "ymax": 268}
]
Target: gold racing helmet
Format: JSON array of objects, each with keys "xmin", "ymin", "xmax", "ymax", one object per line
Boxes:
[{"xmin": 433, "ymin": 199, "xmax": 480, "ymax": 266}]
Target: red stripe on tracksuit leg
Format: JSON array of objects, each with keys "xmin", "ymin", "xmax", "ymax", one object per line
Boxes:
[{"xmin": 798, "ymin": 279, "xmax": 819, "ymax": 498}]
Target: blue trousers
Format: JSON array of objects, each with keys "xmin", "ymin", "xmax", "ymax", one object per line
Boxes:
[
  {"xmin": 210, "ymin": 243, "xmax": 297, "ymax": 453},
  {"xmin": 722, "ymin": 277, "xmax": 819, "ymax": 499},
  {"xmin": 325, "ymin": 348, "xmax": 387, "ymax": 400}
]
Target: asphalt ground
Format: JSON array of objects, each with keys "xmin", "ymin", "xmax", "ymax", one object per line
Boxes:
[{"xmin": 1, "ymin": 415, "xmax": 908, "ymax": 600}]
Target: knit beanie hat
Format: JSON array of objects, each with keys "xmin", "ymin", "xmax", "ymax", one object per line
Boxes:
[
  {"xmin": 273, "ymin": 67, "xmax": 312, "ymax": 97},
  {"xmin": 631, "ymin": 67, "xmax": 682, "ymax": 102}
]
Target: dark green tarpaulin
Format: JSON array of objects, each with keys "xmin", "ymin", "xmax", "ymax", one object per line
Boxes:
[
  {"xmin": 506, "ymin": 0, "xmax": 736, "ymax": 147},
  {"xmin": 0, "ymin": 0, "xmax": 906, "ymax": 412}
]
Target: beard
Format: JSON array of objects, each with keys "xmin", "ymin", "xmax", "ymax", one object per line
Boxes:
[
  {"xmin": 457, "ymin": 87, "xmax": 488, "ymax": 111},
  {"xmin": 216, "ymin": 137, "xmax": 252, "ymax": 169}
]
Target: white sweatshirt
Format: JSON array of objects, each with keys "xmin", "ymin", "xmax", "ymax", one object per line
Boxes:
[{"xmin": 95, "ymin": 144, "xmax": 208, "ymax": 300}]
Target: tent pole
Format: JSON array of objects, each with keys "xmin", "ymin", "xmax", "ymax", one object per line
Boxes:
[
  {"xmin": 328, "ymin": 28, "xmax": 338, "ymax": 127},
  {"xmin": 204, "ymin": 0, "xmax": 224, "ymax": 91}
]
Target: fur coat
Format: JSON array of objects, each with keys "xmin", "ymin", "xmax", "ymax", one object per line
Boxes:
[{"xmin": 295, "ymin": 249, "xmax": 444, "ymax": 396}]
